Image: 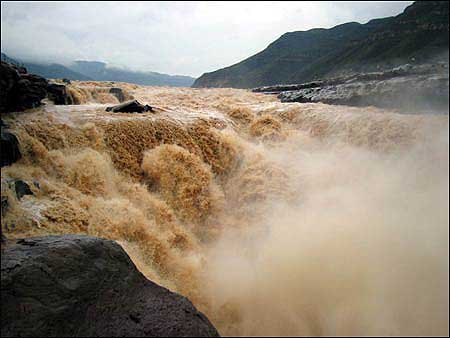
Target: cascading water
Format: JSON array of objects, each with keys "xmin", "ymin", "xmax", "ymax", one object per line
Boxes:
[{"xmin": 1, "ymin": 82, "xmax": 448, "ymax": 336}]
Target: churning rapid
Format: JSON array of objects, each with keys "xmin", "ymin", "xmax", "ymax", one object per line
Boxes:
[{"xmin": 1, "ymin": 81, "xmax": 449, "ymax": 336}]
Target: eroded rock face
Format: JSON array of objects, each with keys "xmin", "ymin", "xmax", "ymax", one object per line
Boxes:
[
  {"xmin": 254, "ymin": 63, "xmax": 450, "ymax": 112},
  {"xmin": 0, "ymin": 62, "xmax": 20, "ymax": 113},
  {"xmin": 13, "ymin": 180, "xmax": 34, "ymax": 200},
  {"xmin": 1, "ymin": 235, "xmax": 220, "ymax": 337},
  {"xmin": 0, "ymin": 61, "xmax": 48, "ymax": 113},
  {"xmin": 47, "ymin": 83, "xmax": 73, "ymax": 105},
  {"xmin": 1, "ymin": 125, "xmax": 21, "ymax": 167},
  {"xmin": 109, "ymin": 87, "xmax": 125, "ymax": 102}
]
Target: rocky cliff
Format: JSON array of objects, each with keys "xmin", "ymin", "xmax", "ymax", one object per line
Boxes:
[
  {"xmin": 193, "ymin": 1, "xmax": 449, "ymax": 88},
  {"xmin": 0, "ymin": 61, "xmax": 48, "ymax": 113}
]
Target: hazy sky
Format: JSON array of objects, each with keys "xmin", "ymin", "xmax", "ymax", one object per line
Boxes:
[{"xmin": 1, "ymin": 1, "xmax": 413, "ymax": 77}]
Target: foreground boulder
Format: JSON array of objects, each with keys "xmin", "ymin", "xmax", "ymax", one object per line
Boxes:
[
  {"xmin": 1, "ymin": 235, "xmax": 220, "ymax": 337},
  {"xmin": 106, "ymin": 99, "xmax": 153, "ymax": 113},
  {"xmin": 0, "ymin": 61, "xmax": 48, "ymax": 113},
  {"xmin": 254, "ymin": 63, "xmax": 449, "ymax": 112}
]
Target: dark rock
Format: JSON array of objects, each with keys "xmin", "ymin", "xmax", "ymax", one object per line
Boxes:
[
  {"xmin": 1, "ymin": 234, "xmax": 220, "ymax": 337},
  {"xmin": 12, "ymin": 74, "xmax": 48, "ymax": 110},
  {"xmin": 1, "ymin": 188, "xmax": 10, "ymax": 243},
  {"xmin": 62, "ymin": 78, "xmax": 71, "ymax": 84},
  {"xmin": 14, "ymin": 180, "xmax": 33, "ymax": 200},
  {"xmin": 47, "ymin": 83, "xmax": 73, "ymax": 105},
  {"xmin": 252, "ymin": 81, "xmax": 324, "ymax": 94},
  {"xmin": 1, "ymin": 129, "xmax": 21, "ymax": 167},
  {"xmin": 16, "ymin": 66, "xmax": 28, "ymax": 75},
  {"xmin": 255, "ymin": 63, "xmax": 449, "ymax": 112},
  {"xmin": 106, "ymin": 100, "xmax": 153, "ymax": 113},
  {"xmin": 0, "ymin": 61, "xmax": 48, "ymax": 113},
  {"xmin": 0, "ymin": 61, "xmax": 21, "ymax": 113},
  {"xmin": 33, "ymin": 180, "xmax": 40, "ymax": 189},
  {"xmin": 1, "ymin": 195, "xmax": 8, "ymax": 216},
  {"xmin": 109, "ymin": 87, "xmax": 125, "ymax": 102}
]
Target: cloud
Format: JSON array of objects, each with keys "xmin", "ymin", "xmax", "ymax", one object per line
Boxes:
[{"xmin": 1, "ymin": 1, "xmax": 412, "ymax": 77}]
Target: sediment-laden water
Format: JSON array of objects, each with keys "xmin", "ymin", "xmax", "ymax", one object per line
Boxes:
[{"xmin": 1, "ymin": 81, "xmax": 448, "ymax": 336}]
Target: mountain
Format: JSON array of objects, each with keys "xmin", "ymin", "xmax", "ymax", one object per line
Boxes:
[
  {"xmin": 0, "ymin": 53, "xmax": 21, "ymax": 66},
  {"xmin": 70, "ymin": 61, "xmax": 195, "ymax": 87},
  {"xmin": 193, "ymin": 1, "xmax": 449, "ymax": 88},
  {"xmin": 1, "ymin": 53, "xmax": 195, "ymax": 87},
  {"xmin": 25, "ymin": 63, "xmax": 93, "ymax": 81},
  {"xmin": 1, "ymin": 53, "xmax": 92, "ymax": 80}
]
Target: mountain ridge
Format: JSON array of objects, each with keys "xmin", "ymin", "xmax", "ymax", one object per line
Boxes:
[
  {"xmin": 1, "ymin": 53, "xmax": 196, "ymax": 87},
  {"xmin": 70, "ymin": 60, "xmax": 195, "ymax": 87},
  {"xmin": 1, "ymin": 53, "xmax": 92, "ymax": 81},
  {"xmin": 193, "ymin": 1, "xmax": 449, "ymax": 88}
]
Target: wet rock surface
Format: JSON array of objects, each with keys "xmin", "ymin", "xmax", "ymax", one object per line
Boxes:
[
  {"xmin": 14, "ymin": 180, "xmax": 34, "ymax": 200},
  {"xmin": 109, "ymin": 87, "xmax": 126, "ymax": 102},
  {"xmin": 47, "ymin": 83, "xmax": 73, "ymax": 105},
  {"xmin": 1, "ymin": 234, "xmax": 220, "ymax": 337},
  {"xmin": 1, "ymin": 195, "xmax": 8, "ymax": 224},
  {"xmin": 0, "ymin": 62, "xmax": 20, "ymax": 113},
  {"xmin": 0, "ymin": 61, "xmax": 48, "ymax": 113},
  {"xmin": 106, "ymin": 99, "xmax": 153, "ymax": 113},
  {"xmin": 1, "ymin": 122, "xmax": 21, "ymax": 167},
  {"xmin": 254, "ymin": 63, "xmax": 449, "ymax": 112}
]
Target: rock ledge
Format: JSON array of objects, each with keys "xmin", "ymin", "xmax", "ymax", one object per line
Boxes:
[{"xmin": 1, "ymin": 234, "xmax": 219, "ymax": 337}]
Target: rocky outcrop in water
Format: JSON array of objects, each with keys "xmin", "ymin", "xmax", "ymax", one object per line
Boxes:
[
  {"xmin": 47, "ymin": 83, "xmax": 74, "ymax": 105},
  {"xmin": 0, "ymin": 61, "xmax": 48, "ymax": 113},
  {"xmin": 13, "ymin": 180, "xmax": 34, "ymax": 200},
  {"xmin": 0, "ymin": 61, "xmax": 78, "ymax": 109},
  {"xmin": 1, "ymin": 234, "xmax": 220, "ymax": 337},
  {"xmin": 0, "ymin": 62, "xmax": 19, "ymax": 113},
  {"xmin": 254, "ymin": 63, "xmax": 449, "ymax": 112},
  {"xmin": 109, "ymin": 87, "xmax": 126, "ymax": 102},
  {"xmin": 1, "ymin": 120, "xmax": 21, "ymax": 167},
  {"xmin": 106, "ymin": 99, "xmax": 153, "ymax": 113}
]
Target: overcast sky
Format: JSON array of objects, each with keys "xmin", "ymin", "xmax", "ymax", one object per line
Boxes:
[{"xmin": 1, "ymin": 1, "xmax": 413, "ymax": 77}]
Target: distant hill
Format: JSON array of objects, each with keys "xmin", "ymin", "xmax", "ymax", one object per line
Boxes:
[
  {"xmin": 25, "ymin": 63, "xmax": 93, "ymax": 81},
  {"xmin": 70, "ymin": 61, "xmax": 195, "ymax": 87},
  {"xmin": 1, "ymin": 53, "xmax": 92, "ymax": 80},
  {"xmin": 1, "ymin": 53, "xmax": 22, "ymax": 66},
  {"xmin": 193, "ymin": 1, "xmax": 449, "ymax": 88},
  {"xmin": 1, "ymin": 53, "xmax": 195, "ymax": 87}
]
